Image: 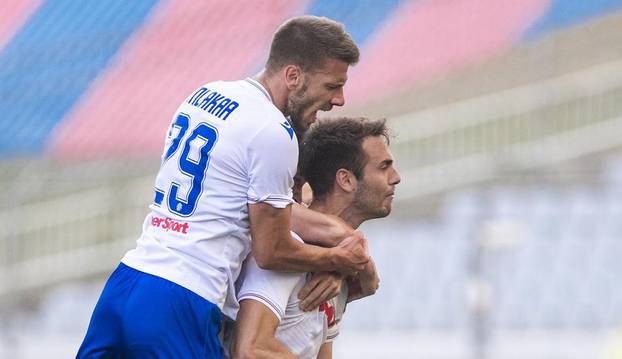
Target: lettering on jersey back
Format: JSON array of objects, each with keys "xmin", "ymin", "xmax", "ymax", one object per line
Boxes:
[{"xmin": 188, "ymin": 87, "xmax": 239, "ymax": 121}]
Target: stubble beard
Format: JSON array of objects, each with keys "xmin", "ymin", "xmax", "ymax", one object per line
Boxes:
[
  {"xmin": 287, "ymin": 81, "xmax": 310, "ymax": 139},
  {"xmin": 353, "ymin": 180, "xmax": 392, "ymax": 221}
]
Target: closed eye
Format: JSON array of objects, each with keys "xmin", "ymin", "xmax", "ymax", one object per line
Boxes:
[{"xmin": 380, "ymin": 159, "xmax": 393, "ymax": 170}]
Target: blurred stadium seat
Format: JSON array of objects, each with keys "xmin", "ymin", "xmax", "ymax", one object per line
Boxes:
[{"xmin": 2, "ymin": 1, "xmax": 622, "ymax": 358}]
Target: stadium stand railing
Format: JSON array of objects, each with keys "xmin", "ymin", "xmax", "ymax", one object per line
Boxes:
[{"xmin": 390, "ymin": 59, "xmax": 622, "ymax": 201}]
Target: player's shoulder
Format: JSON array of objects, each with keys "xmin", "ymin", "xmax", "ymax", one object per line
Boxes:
[
  {"xmin": 200, "ymin": 79, "xmax": 275, "ymax": 110},
  {"xmin": 207, "ymin": 80, "xmax": 287, "ymax": 124},
  {"xmin": 181, "ymin": 79, "xmax": 294, "ymax": 143},
  {"xmin": 248, "ymin": 113, "xmax": 297, "ymax": 148}
]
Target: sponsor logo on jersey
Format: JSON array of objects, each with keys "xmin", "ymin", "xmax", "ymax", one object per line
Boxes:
[{"xmin": 151, "ymin": 215, "xmax": 189, "ymax": 234}]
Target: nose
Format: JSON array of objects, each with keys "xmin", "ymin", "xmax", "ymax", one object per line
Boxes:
[
  {"xmin": 331, "ymin": 88, "xmax": 345, "ymax": 107},
  {"xmin": 390, "ymin": 167, "xmax": 401, "ymax": 186}
]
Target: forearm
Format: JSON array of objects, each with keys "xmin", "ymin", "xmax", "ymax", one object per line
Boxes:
[
  {"xmin": 317, "ymin": 342, "xmax": 333, "ymax": 359},
  {"xmin": 232, "ymin": 300, "xmax": 297, "ymax": 359},
  {"xmin": 255, "ymin": 231, "xmax": 369, "ymax": 275},
  {"xmin": 236, "ymin": 340, "xmax": 296, "ymax": 359},
  {"xmin": 250, "ymin": 203, "xmax": 367, "ymax": 274},
  {"xmin": 232, "ymin": 337, "xmax": 295, "ymax": 359},
  {"xmin": 347, "ymin": 258, "xmax": 379, "ymax": 302},
  {"xmin": 257, "ymin": 236, "xmax": 337, "ymax": 272},
  {"xmin": 290, "ymin": 203, "xmax": 352, "ymax": 247}
]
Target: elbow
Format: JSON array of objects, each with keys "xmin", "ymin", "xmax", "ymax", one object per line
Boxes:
[
  {"xmin": 254, "ymin": 249, "xmax": 279, "ymax": 270},
  {"xmin": 231, "ymin": 337, "xmax": 259, "ymax": 359},
  {"xmin": 367, "ymin": 281, "xmax": 380, "ymax": 296},
  {"xmin": 371, "ymin": 277, "xmax": 380, "ymax": 294},
  {"xmin": 361, "ymin": 278, "xmax": 380, "ymax": 298},
  {"xmin": 231, "ymin": 345, "xmax": 257, "ymax": 359},
  {"xmin": 360, "ymin": 286, "xmax": 378, "ymax": 298}
]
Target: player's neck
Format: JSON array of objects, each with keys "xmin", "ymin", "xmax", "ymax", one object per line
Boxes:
[
  {"xmin": 309, "ymin": 197, "xmax": 364, "ymax": 230},
  {"xmin": 253, "ymin": 71, "xmax": 288, "ymax": 115}
]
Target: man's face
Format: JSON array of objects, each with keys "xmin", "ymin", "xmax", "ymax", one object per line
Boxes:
[
  {"xmin": 352, "ymin": 136, "xmax": 401, "ymax": 219},
  {"xmin": 287, "ymin": 58, "xmax": 349, "ymax": 136}
]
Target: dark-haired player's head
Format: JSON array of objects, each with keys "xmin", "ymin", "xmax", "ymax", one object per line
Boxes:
[
  {"xmin": 265, "ymin": 16, "xmax": 360, "ymax": 137},
  {"xmin": 300, "ymin": 118, "xmax": 401, "ymax": 225}
]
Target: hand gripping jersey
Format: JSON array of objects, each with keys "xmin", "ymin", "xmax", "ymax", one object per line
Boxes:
[
  {"xmin": 236, "ymin": 232, "xmax": 348, "ymax": 359},
  {"xmin": 122, "ymin": 78, "xmax": 298, "ymax": 320}
]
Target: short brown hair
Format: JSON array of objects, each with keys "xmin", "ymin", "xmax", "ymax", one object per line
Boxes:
[
  {"xmin": 266, "ymin": 16, "xmax": 360, "ymax": 73},
  {"xmin": 300, "ymin": 117, "xmax": 389, "ymax": 199}
]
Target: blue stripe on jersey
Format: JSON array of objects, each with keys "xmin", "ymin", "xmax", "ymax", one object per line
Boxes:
[
  {"xmin": 0, "ymin": 0, "xmax": 159, "ymax": 156},
  {"xmin": 305, "ymin": 0, "xmax": 403, "ymax": 47},
  {"xmin": 523, "ymin": 0, "xmax": 622, "ymax": 41}
]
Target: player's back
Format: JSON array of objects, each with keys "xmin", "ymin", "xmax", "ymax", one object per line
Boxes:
[{"xmin": 122, "ymin": 78, "xmax": 298, "ymax": 318}]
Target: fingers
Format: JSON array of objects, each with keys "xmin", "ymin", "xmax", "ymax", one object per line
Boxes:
[
  {"xmin": 340, "ymin": 235, "xmax": 368, "ymax": 259},
  {"xmin": 300, "ymin": 282, "xmax": 337, "ymax": 312},
  {"xmin": 299, "ymin": 284, "xmax": 328, "ymax": 312},
  {"xmin": 360, "ymin": 236, "xmax": 369, "ymax": 257},
  {"xmin": 333, "ymin": 231, "xmax": 371, "ymax": 274},
  {"xmin": 347, "ymin": 232, "xmax": 369, "ymax": 258},
  {"xmin": 298, "ymin": 273, "xmax": 342, "ymax": 312},
  {"xmin": 337, "ymin": 256, "xmax": 367, "ymax": 276},
  {"xmin": 298, "ymin": 273, "xmax": 322, "ymax": 301}
]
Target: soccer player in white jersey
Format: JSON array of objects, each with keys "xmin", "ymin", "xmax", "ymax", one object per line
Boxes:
[
  {"xmin": 231, "ymin": 118, "xmax": 401, "ymax": 358},
  {"xmin": 78, "ymin": 16, "xmax": 369, "ymax": 358}
]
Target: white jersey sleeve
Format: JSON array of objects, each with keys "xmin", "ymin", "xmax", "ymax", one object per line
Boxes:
[
  {"xmin": 237, "ymin": 232, "xmax": 305, "ymax": 321},
  {"xmin": 247, "ymin": 121, "xmax": 297, "ymax": 209},
  {"xmin": 237, "ymin": 257, "xmax": 302, "ymax": 321}
]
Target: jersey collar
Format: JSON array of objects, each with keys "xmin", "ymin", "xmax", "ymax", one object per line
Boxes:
[{"xmin": 245, "ymin": 78, "xmax": 273, "ymax": 103}]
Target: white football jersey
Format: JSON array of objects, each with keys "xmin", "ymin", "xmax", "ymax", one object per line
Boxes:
[
  {"xmin": 122, "ymin": 78, "xmax": 298, "ymax": 319},
  {"xmin": 236, "ymin": 232, "xmax": 348, "ymax": 359}
]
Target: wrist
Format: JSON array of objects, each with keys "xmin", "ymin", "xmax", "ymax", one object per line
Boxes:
[
  {"xmin": 326, "ymin": 247, "xmax": 342, "ymax": 272},
  {"xmin": 328, "ymin": 216, "xmax": 353, "ymax": 244}
]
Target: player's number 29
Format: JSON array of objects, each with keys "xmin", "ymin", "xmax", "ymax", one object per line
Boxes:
[{"xmin": 156, "ymin": 113, "xmax": 219, "ymax": 216}]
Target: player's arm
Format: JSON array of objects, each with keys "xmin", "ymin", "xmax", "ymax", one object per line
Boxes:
[
  {"xmin": 317, "ymin": 342, "xmax": 333, "ymax": 359},
  {"xmin": 298, "ymin": 272, "xmax": 343, "ymax": 311},
  {"xmin": 297, "ymin": 246, "xmax": 378, "ymax": 311},
  {"xmin": 231, "ymin": 300, "xmax": 296, "ymax": 359},
  {"xmin": 247, "ymin": 121, "xmax": 368, "ymax": 274},
  {"xmin": 290, "ymin": 202, "xmax": 353, "ymax": 247},
  {"xmin": 232, "ymin": 255, "xmax": 300, "ymax": 359},
  {"xmin": 249, "ymin": 203, "xmax": 368, "ymax": 274},
  {"xmin": 346, "ymin": 257, "xmax": 380, "ymax": 302}
]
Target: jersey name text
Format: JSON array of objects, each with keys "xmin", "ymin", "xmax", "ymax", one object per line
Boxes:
[{"xmin": 187, "ymin": 87, "xmax": 239, "ymax": 120}]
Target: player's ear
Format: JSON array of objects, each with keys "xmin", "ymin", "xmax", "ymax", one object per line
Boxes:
[
  {"xmin": 335, "ymin": 168, "xmax": 357, "ymax": 193},
  {"xmin": 284, "ymin": 65, "xmax": 302, "ymax": 90}
]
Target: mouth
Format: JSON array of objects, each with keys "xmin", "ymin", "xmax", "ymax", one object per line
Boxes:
[
  {"xmin": 307, "ymin": 104, "xmax": 333, "ymax": 126},
  {"xmin": 307, "ymin": 110, "xmax": 318, "ymax": 126}
]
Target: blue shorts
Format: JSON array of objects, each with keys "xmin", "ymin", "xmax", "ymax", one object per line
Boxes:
[{"xmin": 77, "ymin": 263, "xmax": 224, "ymax": 358}]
